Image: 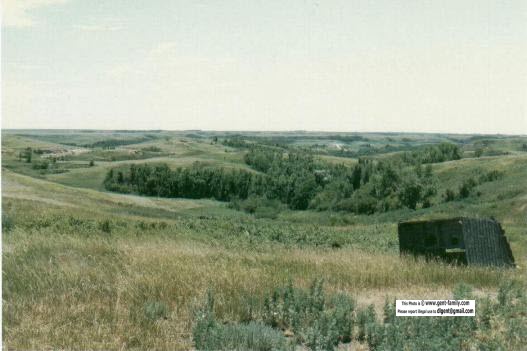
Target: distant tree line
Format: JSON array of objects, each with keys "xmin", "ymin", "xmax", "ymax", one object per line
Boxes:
[
  {"xmin": 104, "ymin": 144, "xmax": 451, "ymax": 214},
  {"xmin": 87, "ymin": 137, "xmax": 153, "ymax": 149},
  {"xmin": 398, "ymin": 143, "xmax": 462, "ymax": 164},
  {"xmin": 56, "ymin": 136, "xmax": 156, "ymax": 149},
  {"xmin": 104, "ymin": 163, "xmax": 261, "ymax": 201},
  {"xmin": 222, "ymin": 134, "xmax": 368, "ymax": 148}
]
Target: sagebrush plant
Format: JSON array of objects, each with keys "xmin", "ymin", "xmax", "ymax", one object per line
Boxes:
[
  {"xmin": 192, "ymin": 280, "xmax": 527, "ymax": 351},
  {"xmin": 193, "ymin": 290, "xmax": 293, "ymax": 351},
  {"xmin": 193, "ymin": 280, "xmax": 356, "ymax": 350},
  {"xmin": 144, "ymin": 301, "xmax": 169, "ymax": 321},
  {"xmin": 363, "ymin": 281, "xmax": 527, "ymax": 351},
  {"xmin": 356, "ymin": 304, "xmax": 376, "ymax": 342}
]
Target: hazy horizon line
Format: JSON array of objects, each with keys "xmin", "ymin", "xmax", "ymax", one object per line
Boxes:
[{"xmin": 2, "ymin": 128, "xmax": 525, "ymax": 137}]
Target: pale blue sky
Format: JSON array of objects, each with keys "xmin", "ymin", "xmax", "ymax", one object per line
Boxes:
[{"xmin": 2, "ymin": 0, "xmax": 526, "ymax": 133}]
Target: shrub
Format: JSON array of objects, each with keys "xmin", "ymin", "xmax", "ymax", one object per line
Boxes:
[
  {"xmin": 193, "ymin": 291, "xmax": 292, "ymax": 351},
  {"xmin": 144, "ymin": 301, "xmax": 169, "ymax": 321},
  {"xmin": 262, "ymin": 280, "xmax": 355, "ymax": 349},
  {"xmin": 452, "ymin": 282, "xmax": 474, "ymax": 299},
  {"xmin": 329, "ymin": 293, "xmax": 355, "ymax": 343},
  {"xmin": 194, "ymin": 281, "xmax": 356, "ymax": 350},
  {"xmin": 32, "ymin": 160, "xmax": 49, "ymax": 170},
  {"xmin": 195, "ymin": 321, "xmax": 292, "ymax": 351},
  {"xmin": 458, "ymin": 177, "xmax": 477, "ymax": 199},
  {"xmin": 443, "ymin": 188, "xmax": 456, "ymax": 202},
  {"xmin": 192, "ymin": 280, "xmax": 527, "ymax": 350},
  {"xmin": 98, "ymin": 219, "xmax": 112, "ymax": 234},
  {"xmin": 336, "ymin": 190, "xmax": 377, "ymax": 214},
  {"xmin": 478, "ymin": 170, "xmax": 504, "ymax": 183},
  {"xmin": 398, "ymin": 176, "xmax": 422, "ymax": 210},
  {"xmin": 303, "ymin": 313, "xmax": 339, "ymax": 351},
  {"xmin": 356, "ymin": 304, "xmax": 376, "ymax": 342},
  {"xmin": 362, "ymin": 280, "xmax": 526, "ymax": 351},
  {"xmin": 141, "ymin": 146, "xmax": 162, "ymax": 152}
]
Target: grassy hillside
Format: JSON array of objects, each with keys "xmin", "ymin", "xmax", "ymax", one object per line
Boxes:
[{"xmin": 2, "ymin": 130, "xmax": 527, "ymax": 350}]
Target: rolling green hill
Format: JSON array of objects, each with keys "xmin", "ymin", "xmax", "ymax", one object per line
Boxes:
[{"xmin": 2, "ymin": 130, "xmax": 526, "ymax": 350}]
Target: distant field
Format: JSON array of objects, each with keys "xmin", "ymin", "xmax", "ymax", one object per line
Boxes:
[{"xmin": 2, "ymin": 130, "xmax": 527, "ymax": 350}]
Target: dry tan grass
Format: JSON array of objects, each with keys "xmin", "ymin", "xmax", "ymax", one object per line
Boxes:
[
  {"xmin": 4, "ymin": 231, "xmax": 515, "ymax": 350},
  {"xmin": 3, "ymin": 155, "xmax": 526, "ymax": 350}
]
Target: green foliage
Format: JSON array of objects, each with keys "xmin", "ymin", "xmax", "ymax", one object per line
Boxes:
[
  {"xmin": 244, "ymin": 147, "xmax": 320, "ymax": 210},
  {"xmin": 141, "ymin": 146, "xmax": 162, "ymax": 152},
  {"xmin": 335, "ymin": 189, "xmax": 377, "ymax": 214},
  {"xmin": 397, "ymin": 165, "xmax": 437, "ymax": 210},
  {"xmin": 191, "ymin": 280, "xmax": 527, "ymax": 350},
  {"xmin": 443, "ymin": 188, "xmax": 457, "ymax": 202},
  {"xmin": 193, "ymin": 280, "xmax": 356, "ymax": 350},
  {"xmin": 104, "ymin": 163, "xmax": 260, "ymax": 201},
  {"xmin": 303, "ymin": 313, "xmax": 339, "ymax": 351},
  {"xmin": 222, "ymin": 137, "xmax": 252, "ymax": 148},
  {"xmin": 98, "ymin": 219, "xmax": 112, "ymax": 234},
  {"xmin": 442, "ymin": 169, "xmax": 503, "ymax": 203},
  {"xmin": 193, "ymin": 291, "xmax": 292, "ymax": 351},
  {"xmin": 194, "ymin": 321, "xmax": 292, "ymax": 351},
  {"xmin": 261, "ymin": 280, "xmax": 355, "ymax": 349},
  {"xmin": 356, "ymin": 304, "xmax": 376, "ymax": 342},
  {"xmin": 363, "ymin": 281, "xmax": 527, "ymax": 351},
  {"xmin": 401, "ymin": 143, "xmax": 462, "ymax": 164},
  {"xmin": 452, "ymin": 282, "xmax": 474, "ymax": 299},
  {"xmin": 458, "ymin": 177, "xmax": 477, "ymax": 199},
  {"xmin": 20, "ymin": 147, "xmax": 33, "ymax": 163},
  {"xmin": 478, "ymin": 170, "xmax": 504, "ymax": 183},
  {"xmin": 99, "ymin": 139, "xmax": 476, "ymax": 216},
  {"xmin": 32, "ymin": 160, "xmax": 50, "ymax": 170},
  {"xmin": 3, "ymin": 130, "xmax": 527, "ymax": 350},
  {"xmin": 87, "ymin": 137, "xmax": 153, "ymax": 149}
]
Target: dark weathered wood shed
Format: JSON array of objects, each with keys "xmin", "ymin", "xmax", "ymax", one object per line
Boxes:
[{"xmin": 398, "ymin": 217, "xmax": 515, "ymax": 267}]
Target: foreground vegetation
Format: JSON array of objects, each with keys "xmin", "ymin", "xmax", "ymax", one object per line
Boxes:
[
  {"xmin": 2, "ymin": 130, "xmax": 527, "ymax": 349},
  {"xmin": 193, "ymin": 279, "xmax": 527, "ymax": 351}
]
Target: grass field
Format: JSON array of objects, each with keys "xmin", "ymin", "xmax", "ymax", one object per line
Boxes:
[{"xmin": 2, "ymin": 130, "xmax": 527, "ymax": 350}]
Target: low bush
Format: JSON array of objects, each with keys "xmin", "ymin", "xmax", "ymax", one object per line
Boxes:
[
  {"xmin": 193, "ymin": 280, "xmax": 527, "ymax": 350},
  {"xmin": 335, "ymin": 190, "xmax": 377, "ymax": 214},
  {"xmin": 365, "ymin": 281, "xmax": 527, "ymax": 351},
  {"xmin": 193, "ymin": 291, "xmax": 292, "ymax": 351},
  {"xmin": 141, "ymin": 146, "xmax": 162, "ymax": 152},
  {"xmin": 229, "ymin": 196, "xmax": 285, "ymax": 219},
  {"xmin": 144, "ymin": 301, "xmax": 169, "ymax": 321},
  {"xmin": 98, "ymin": 219, "xmax": 112, "ymax": 234},
  {"xmin": 31, "ymin": 160, "xmax": 49, "ymax": 170},
  {"xmin": 194, "ymin": 280, "xmax": 355, "ymax": 350},
  {"xmin": 478, "ymin": 170, "xmax": 504, "ymax": 183}
]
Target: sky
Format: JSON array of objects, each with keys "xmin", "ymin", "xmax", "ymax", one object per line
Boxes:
[{"xmin": 2, "ymin": 0, "xmax": 526, "ymax": 134}]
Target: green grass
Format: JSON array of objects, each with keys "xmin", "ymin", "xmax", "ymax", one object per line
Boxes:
[
  {"xmin": 2, "ymin": 130, "xmax": 527, "ymax": 349},
  {"xmin": 3, "ymin": 168, "xmax": 525, "ymax": 349}
]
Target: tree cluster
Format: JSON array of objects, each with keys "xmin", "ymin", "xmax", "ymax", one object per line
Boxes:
[
  {"xmin": 400, "ymin": 143, "xmax": 462, "ymax": 164},
  {"xmin": 105, "ymin": 146, "xmax": 441, "ymax": 214},
  {"xmin": 104, "ymin": 163, "xmax": 262, "ymax": 201}
]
